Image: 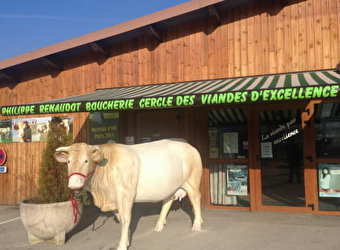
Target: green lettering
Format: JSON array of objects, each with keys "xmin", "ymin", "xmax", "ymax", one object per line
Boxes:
[
  {"xmin": 312, "ymin": 86, "xmax": 323, "ymax": 98},
  {"xmin": 39, "ymin": 105, "xmax": 46, "ymax": 113},
  {"xmin": 218, "ymin": 93, "xmax": 226, "ymax": 103},
  {"xmin": 290, "ymin": 88, "xmax": 298, "ymax": 99},
  {"xmin": 201, "ymin": 94, "xmax": 210, "ymax": 105},
  {"xmin": 304, "ymin": 87, "xmax": 313, "ymax": 98},
  {"xmin": 250, "ymin": 91, "xmax": 259, "ymax": 101},
  {"xmin": 86, "ymin": 102, "xmax": 92, "ymax": 111},
  {"xmin": 322, "ymin": 86, "xmax": 331, "ymax": 97},
  {"xmin": 298, "ymin": 88, "xmax": 305, "ymax": 99},
  {"xmin": 330, "ymin": 85, "xmax": 338, "ymax": 97},
  {"xmin": 226, "ymin": 93, "xmax": 234, "ymax": 103},
  {"xmin": 150, "ymin": 98, "xmax": 157, "ymax": 107},
  {"xmin": 269, "ymin": 90, "xmax": 277, "ymax": 101},
  {"xmin": 241, "ymin": 91, "xmax": 248, "ymax": 102},
  {"xmin": 263, "ymin": 90, "xmax": 270, "ymax": 101},
  {"xmin": 211, "ymin": 94, "xmax": 218, "ymax": 104},
  {"xmin": 284, "ymin": 89, "xmax": 292, "ymax": 100},
  {"xmin": 277, "ymin": 89, "xmax": 285, "ymax": 100},
  {"xmin": 188, "ymin": 95, "xmax": 195, "ymax": 105},
  {"xmin": 234, "ymin": 92, "xmax": 242, "ymax": 102}
]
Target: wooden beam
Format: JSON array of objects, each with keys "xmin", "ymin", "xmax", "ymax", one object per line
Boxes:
[
  {"xmin": 90, "ymin": 42, "xmax": 109, "ymax": 57},
  {"xmin": 0, "ymin": 71, "xmax": 18, "ymax": 82},
  {"xmin": 146, "ymin": 25, "xmax": 162, "ymax": 42},
  {"xmin": 42, "ymin": 56, "xmax": 63, "ymax": 71},
  {"xmin": 208, "ymin": 5, "xmax": 221, "ymax": 26},
  {"xmin": 336, "ymin": 62, "xmax": 340, "ymax": 74}
]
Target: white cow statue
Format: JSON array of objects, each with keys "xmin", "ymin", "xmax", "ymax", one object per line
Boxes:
[{"xmin": 54, "ymin": 139, "xmax": 203, "ymax": 250}]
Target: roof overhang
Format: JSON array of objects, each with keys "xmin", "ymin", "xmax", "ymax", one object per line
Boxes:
[
  {"xmin": 0, "ymin": 0, "xmax": 256, "ymax": 84},
  {"xmin": 2, "ymin": 70, "xmax": 340, "ymax": 116}
]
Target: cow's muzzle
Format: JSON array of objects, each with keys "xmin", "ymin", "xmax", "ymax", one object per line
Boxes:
[
  {"xmin": 68, "ymin": 174, "xmax": 86, "ymax": 189},
  {"xmin": 68, "ymin": 168, "xmax": 95, "ymax": 190}
]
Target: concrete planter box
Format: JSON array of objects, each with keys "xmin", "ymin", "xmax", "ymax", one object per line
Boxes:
[{"xmin": 20, "ymin": 200, "xmax": 83, "ymax": 245}]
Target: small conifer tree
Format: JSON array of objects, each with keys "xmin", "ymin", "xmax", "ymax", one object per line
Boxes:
[{"xmin": 36, "ymin": 117, "xmax": 72, "ymax": 203}]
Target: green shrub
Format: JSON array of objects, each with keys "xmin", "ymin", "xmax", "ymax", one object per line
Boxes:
[{"xmin": 36, "ymin": 117, "xmax": 72, "ymax": 203}]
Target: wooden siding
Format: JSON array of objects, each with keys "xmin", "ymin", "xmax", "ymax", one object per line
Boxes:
[{"xmin": 0, "ymin": 0, "xmax": 339, "ymax": 204}]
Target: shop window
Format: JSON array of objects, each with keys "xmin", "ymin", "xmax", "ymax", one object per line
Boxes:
[
  {"xmin": 315, "ymin": 102, "xmax": 340, "ymax": 211},
  {"xmin": 210, "ymin": 163, "xmax": 249, "ymax": 206},
  {"xmin": 315, "ymin": 103, "xmax": 340, "ymax": 158},
  {"xmin": 208, "ymin": 109, "xmax": 248, "ymax": 159},
  {"xmin": 208, "ymin": 108, "xmax": 249, "ymax": 207},
  {"xmin": 89, "ymin": 112, "xmax": 119, "ymax": 144}
]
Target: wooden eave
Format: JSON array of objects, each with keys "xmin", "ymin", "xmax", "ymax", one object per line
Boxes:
[{"xmin": 0, "ymin": 0, "xmax": 255, "ymax": 82}]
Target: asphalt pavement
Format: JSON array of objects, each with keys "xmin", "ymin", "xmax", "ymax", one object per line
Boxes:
[{"xmin": 1, "ymin": 203, "xmax": 340, "ymax": 250}]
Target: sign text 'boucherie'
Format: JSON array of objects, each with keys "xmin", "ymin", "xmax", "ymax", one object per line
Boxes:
[{"xmin": 1, "ymin": 85, "xmax": 339, "ymax": 116}]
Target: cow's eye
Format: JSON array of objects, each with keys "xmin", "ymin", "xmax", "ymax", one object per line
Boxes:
[
  {"xmin": 85, "ymin": 159, "xmax": 88, "ymax": 164},
  {"xmin": 67, "ymin": 160, "xmax": 70, "ymax": 164}
]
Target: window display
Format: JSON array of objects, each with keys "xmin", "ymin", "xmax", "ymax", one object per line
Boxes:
[
  {"xmin": 210, "ymin": 163, "xmax": 249, "ymax": 206},
  {"xmin": 208, "ymin": 108, "xmax": 249, "ymax": 207}
]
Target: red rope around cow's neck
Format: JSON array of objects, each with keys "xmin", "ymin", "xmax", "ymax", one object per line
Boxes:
[
  {"xmin": 70, "ymin": 193, "xmax": 79, "ymax": 223},
  {"xmin": 68, "ymin": 165, "xmax": 98, "ymax": 223}
]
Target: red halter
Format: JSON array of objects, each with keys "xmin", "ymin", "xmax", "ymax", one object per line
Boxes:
[
  {"xmin": 68, "ymin": 164, "xmax": 97, "ymax": 223},
  {"xmin": 67, "ymin": 164, "xmax": 97, "ymax": 185}
]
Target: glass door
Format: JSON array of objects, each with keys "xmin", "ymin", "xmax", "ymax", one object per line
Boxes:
[{"xmin": 257, "ymin": 107, "xmax": 310, "ymax": 211}]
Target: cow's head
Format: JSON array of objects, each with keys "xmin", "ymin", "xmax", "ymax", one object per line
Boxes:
[{"xmin": 54, "ymin": 143, "xmax": 104, "ymax": 189}]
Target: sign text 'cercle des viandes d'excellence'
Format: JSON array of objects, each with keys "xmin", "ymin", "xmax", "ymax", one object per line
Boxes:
[{"xmin": 1, "ymin": 85, "xmax": 339, "ymax": 116}]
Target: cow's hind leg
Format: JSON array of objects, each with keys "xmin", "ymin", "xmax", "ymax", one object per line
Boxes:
[
  {"xmin": 184, "ymin": 184, "xmax": 203, "ymax": 231},
  {"xmin": 154, "ymin": 198, "xmax": 174, "ymax": 232}
]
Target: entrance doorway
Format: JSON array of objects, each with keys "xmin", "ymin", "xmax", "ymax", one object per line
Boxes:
[
  {"xmin": 259, "ymin": 109, "xmax": 305, "ymax": 207},
  {"xmin": 254, "ymin": 105, "xmax": 313, "ymax": 212}
]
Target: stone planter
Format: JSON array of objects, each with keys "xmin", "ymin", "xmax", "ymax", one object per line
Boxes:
[{"xmin": 20, "ymin": 199, "xmax": 83, "ymax": 245}]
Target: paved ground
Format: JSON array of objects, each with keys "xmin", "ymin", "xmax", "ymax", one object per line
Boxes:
[{"xmin": 1, "ymin": 203, "xmax": 340, "ymax": 250}]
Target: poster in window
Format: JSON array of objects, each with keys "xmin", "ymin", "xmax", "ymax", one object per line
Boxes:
[
  {"xmin": 89, "ymin": 112, "xmax": 119, "ymax": 144},
  {"xmin": 0, "ymin": 120, "xmax": 12, "ymax": 143},
  {"xmin": 318, "ymin": 163, "xmax": 340, "ymax": 197},
  {"xmin": 227, "ymin": 165, "xmax": 248, "ymax": 196},
  {"xmin": 223, "ymin": 132, "xmax": 239, "ymax": 154}
]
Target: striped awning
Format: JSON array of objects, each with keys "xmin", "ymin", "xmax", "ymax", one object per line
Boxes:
[{"xmin": 2, "ymin": 70, "xmax": 340, "ymax": 116}]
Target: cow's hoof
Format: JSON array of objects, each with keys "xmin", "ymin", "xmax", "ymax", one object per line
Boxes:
[
  {"xmin": 154, "ymin": 224, "xmax": 165, "ymax": 232},
  {"xmin": 191, "ymin": 222, "xmax": 201, "ymax": 231}
]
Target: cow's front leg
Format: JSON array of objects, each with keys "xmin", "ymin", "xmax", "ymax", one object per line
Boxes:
[
  {"xmin": 116, "ymin": 192, "xmax": 134, "ymax": 250},
  {"xmin": 154, "ymin": 198, "xmax": 174, "ymax": 232}
]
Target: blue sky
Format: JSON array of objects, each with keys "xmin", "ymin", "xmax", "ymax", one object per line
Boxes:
[{"xmin": 0, "ymin": 0, "xmax": 188, "ymax": 61}]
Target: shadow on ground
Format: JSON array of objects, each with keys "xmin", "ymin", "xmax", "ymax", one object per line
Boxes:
[{"xmin": 67, "ymin": 198, "xmax": 195, "ymax": 245}]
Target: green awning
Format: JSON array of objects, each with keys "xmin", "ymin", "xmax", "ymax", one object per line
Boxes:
[{"xmin": 2, "ymin": 70, "xmax": 340, "ymax": 116}]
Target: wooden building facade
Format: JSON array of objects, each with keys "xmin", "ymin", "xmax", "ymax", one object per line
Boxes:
[{"xmin": 0, "ymin": 0, "xmax": 340, "ymax": 215}]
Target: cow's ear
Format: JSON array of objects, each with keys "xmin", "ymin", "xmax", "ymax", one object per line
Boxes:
[
  {"xmin": 91, "ymin": 147, "xmax": 104, "ymax": 163},
  {"xmin": 54, "ymin": 151, "xmax": 68, "ymax": 163}
]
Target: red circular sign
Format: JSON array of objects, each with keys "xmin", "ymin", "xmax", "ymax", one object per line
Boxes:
[{"xmin": 0, "ymin": 148, "xmax": 7, "ymax": 165}]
